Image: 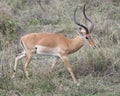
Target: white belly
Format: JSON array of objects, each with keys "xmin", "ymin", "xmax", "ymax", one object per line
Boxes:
[{"xmin": 35, "ymin": 45, "xmax": 60, "ymax": 57}]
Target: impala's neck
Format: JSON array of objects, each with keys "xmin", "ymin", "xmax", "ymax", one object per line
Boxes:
[{"xmin": 68, "ymin": 36, "xmax": 84, "ymax": 54}]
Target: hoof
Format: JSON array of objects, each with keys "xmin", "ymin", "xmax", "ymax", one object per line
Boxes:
[
  {"xmin": 11, "ymin": 75, "xmax": 15, "ymax": 79},
  {"xmin": 77, "ymin": 83, "xmax": 80, "ymax": 86}
]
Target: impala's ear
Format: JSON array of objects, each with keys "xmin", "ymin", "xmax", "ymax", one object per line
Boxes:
[
  {"xmin": 79, "ymin": 31, "xmax": 84, "ymax": 36},
  {"xmin": 77, "ymin": 27, "xmax": 83, "ymax": 36},
  {"xmin": 77, "ymin": 27, "xmax": 86, "ymax": 36},
  {"xmin": 79, "ymin": 27, "xmax": 82, "ymax": 30}
]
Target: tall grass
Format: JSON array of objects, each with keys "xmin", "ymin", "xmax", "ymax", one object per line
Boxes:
[{"xmin": 0, "ymin": 0, "xmax": 120, "ymax": 96}]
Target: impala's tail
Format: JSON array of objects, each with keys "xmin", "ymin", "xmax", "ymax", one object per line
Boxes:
[{"xmin": 20, "ymin": 39, "xmax": 26, "ymax": 53}]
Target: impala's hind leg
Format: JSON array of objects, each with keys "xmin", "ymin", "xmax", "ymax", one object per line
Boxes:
[
  {"xmin": 11, "ymin": 52, "xmax": 26, "ymax": 79},
  {"xmin": 23, "ymin": 53, "xmax": 32, "ymax": 78}
]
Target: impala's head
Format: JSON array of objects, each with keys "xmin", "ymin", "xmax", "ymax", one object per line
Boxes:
[{"xmin": 74, "ymin": 4, "xmax": 96, "ymax": 49}]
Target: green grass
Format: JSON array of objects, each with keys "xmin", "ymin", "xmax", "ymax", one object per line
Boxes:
[{"xmin": 0, "ymin": 0, "xmax": 120, "ymax": 96}]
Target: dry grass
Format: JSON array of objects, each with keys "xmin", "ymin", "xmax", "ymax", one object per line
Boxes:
[{"xmin": 0, "ymin": 0, "xmax": 120, "ymax": 96}]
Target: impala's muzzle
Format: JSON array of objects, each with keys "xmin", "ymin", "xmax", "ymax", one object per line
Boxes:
[{"xmin": 88, "ymin": 40, "xmax": 96, "ymax": 49}]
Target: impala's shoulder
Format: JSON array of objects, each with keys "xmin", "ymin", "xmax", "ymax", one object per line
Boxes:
[
  {"xmin": 41, "ymin": 33, "xmax": 66, "ymax": 38},
  {"xmin": 54, "ymin": 33, "xmax": 67, "ymax": 38}
]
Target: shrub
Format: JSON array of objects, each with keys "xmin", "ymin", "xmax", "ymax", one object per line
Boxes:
[{"xmin": 0, "ymin": 2, "xmax": 17, "ymax": 47}]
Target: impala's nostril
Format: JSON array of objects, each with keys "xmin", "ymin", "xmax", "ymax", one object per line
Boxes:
[{"xmin": 93, "ymin": 46, "xmax": 96, "ymax": 49}]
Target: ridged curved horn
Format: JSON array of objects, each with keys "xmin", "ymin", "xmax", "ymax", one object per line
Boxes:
[
  {"xmin": 83, "ymin": 4, "xmax": 94, "ymax": 33},
  {"xmin": 74, "ymin": 6, "xmax": 89, "ymax": 34}
]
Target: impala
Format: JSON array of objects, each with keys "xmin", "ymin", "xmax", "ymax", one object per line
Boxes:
[{"xmin": 11, "ymin": 4, "xmax": 96, "ymax": 84}]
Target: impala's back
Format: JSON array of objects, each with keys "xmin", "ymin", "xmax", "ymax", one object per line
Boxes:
[{"xmin": 21, "ymin": 33, "xmax": 71, "ymax": 55}]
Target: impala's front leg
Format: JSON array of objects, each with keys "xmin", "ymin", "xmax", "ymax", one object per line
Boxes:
[{"xmin": 61, "ymin": 56, "xmax": 77, "ymax": 84}]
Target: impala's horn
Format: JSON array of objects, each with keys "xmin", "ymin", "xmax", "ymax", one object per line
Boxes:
[
  {"xmin": 74, "ymin": 5, "xmax": 89, "ymax": 34},
  {"xmin": 83, "ymin": 4, "xmax": 94, "ymax": 33}
]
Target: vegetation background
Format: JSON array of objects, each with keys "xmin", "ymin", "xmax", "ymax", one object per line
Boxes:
[{"xmin": 0, "ymin": 0, "xmax": 120, "ymax": 96}]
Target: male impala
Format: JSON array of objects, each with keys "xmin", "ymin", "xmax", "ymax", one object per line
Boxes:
[{"xmin": 11, "ymin": 4, "xmax": 96, "ymax": 84}]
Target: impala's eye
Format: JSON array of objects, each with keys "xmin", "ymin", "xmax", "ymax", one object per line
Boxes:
[{"xmin": 86, "ymin": 36, "xmax": 89, "ymax": 40}]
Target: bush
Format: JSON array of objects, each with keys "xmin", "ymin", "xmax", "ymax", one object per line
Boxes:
[{"xmin": 0, "ymin": 2, "xmax": 17, "ymax": 47}]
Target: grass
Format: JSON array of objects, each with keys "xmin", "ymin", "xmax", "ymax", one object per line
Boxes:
[
  {"xmin": 0, "ymin": 0, "xmax": 120, "ymax": 96},
  {"xmin": 0, "ymin": 44, "xmax": 119, "ymax": 96}
]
